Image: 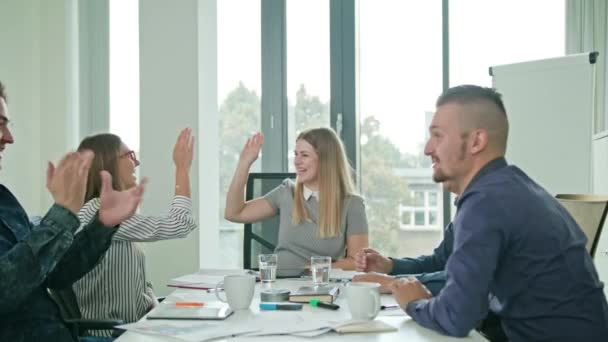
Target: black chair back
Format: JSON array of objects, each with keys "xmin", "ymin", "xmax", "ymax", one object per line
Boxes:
[
  {"xmin": 243, "ymin": 172, "xmax": 296, "ymax": 269},
  {"xmin": 48, "ymin": 286, "xmax": 124, "ymax": 337}
]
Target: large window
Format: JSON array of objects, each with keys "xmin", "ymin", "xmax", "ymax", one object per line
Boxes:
[
  {"xmin": 210, "ymin": 1, "xmax": 565, "ymax": 266},
  {"xmin": 109, "ymin": 0, "xmax": 139, "ymax": 152},
  {"xmin": 217, "ymin": 0, "xmax": 262, "ymax": 268},
  {"xmin": 448, "ymin": 0, "xmax": 565, "ymax": 218},
  {"xmin": 286, "ymin": 0, "xmax": 331, "ymax": 170},
  {"xmin": 359, "ymin": 0, "xmax": 444, "ymax": 257},
  {"xmin": 450, "ymin": 0, "xmax": 565, "ymax": 86}
]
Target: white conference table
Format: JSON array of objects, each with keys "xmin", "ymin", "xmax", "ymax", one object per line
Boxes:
[{"xmin": 116, "ymin": 278, "xmax": 488, "ymax": 341}]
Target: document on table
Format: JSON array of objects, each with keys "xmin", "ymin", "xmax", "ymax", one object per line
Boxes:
[
  {"xmin": 167, "ymin": 269, "xmax": 257, "ymax": 289},
  {"xmin": 242, "ymin": 312, "xmax": 397, "ymax": 337},
  {"xmin": 117, "ymin": 321, "xmax": 259, "ymax": 341},
  {"xmin": 243, "ymin": 312, "xmax": 330, "ymax": 337}
]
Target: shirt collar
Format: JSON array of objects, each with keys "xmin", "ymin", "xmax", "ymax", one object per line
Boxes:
[
  {"xmin": 303, "ymin": 186, "xmax": 319, "ymax": 201},
  {"xmin": 455, "ymin": 157, "xmax": 507, "ymax": 206}
]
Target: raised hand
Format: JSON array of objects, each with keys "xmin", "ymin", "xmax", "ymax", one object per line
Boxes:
[
  {"xmin": 354, "ymin": 248, "xmax": 393, "ymax": 273},
  {"xmin": 98, "ymin": 171, "xmax": 148, "ymax": 227},
  {"xmin": 239, "ymin": 132, "xmax": 264, "ymax": 166},
  {"xmin": 47, "ymin": 150, "xmax": 94, "ymax": 215},
  {"xmin": 173, "ymin": 127, "xmax": 195, "ymax": 170}
]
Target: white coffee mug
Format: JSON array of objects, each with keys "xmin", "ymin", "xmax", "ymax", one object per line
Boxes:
[
  {"xmin": 346, "ymin": 282, "xmax": 381, "ymax": 320},
  {"xmin": 215, "ymin": 274, "xmax": 256, "ymax": 310}
]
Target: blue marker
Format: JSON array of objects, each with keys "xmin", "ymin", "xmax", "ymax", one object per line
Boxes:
[{"xmin": 259, "ymin": 303, "xmax": 303, "ymax": 311}]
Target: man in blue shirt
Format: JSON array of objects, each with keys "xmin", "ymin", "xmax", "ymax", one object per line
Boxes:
[
  {"xmin": 365, "ymin": 85, "xmax": 608, "ymax": 341},
  {"xmin": 0, "ymin": 81, "xmax": 147, "ymax": 341}
]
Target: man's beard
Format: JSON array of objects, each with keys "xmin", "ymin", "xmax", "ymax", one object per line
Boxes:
[
  {"xmin": 430, "ymin": 141, "xmax": 467, "ymax": 184},
  {"xmin": 432, "ymin": 170, "xmax": 447, "ymax": 183}
]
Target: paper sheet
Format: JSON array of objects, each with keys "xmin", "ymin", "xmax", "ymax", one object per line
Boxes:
[
  {"xmin": 167, "ymin": 269, "xmax": 257, "ymax": 289},
  {"xmin": 117, "ymin": 321, "xmax": 259, "ymax": 341}
]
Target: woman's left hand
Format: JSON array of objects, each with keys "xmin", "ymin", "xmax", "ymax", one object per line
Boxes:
[{"xmin": 173, "ymin": 127, "xmax": 195, "ymax": 169}]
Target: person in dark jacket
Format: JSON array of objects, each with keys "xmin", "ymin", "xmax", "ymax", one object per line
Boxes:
[{"xmin": 0, "ymin": 80, "xmax": 147, "ymax": 342}]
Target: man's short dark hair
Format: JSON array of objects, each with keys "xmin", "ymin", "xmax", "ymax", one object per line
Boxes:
[
  {"xmin": 436, "ymin": 85, "xmax": 506, "ymax": 116},
  {"xmin": 0, "ymin": 81, "xmax": 6, "ymax": 102}
]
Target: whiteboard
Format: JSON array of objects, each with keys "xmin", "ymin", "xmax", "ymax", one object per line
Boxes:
[{"xmin": 491, "ymin": 52, "xmax": 598, "ymax": 195}]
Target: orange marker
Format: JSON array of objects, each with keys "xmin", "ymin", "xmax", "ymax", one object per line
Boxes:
[{"xmin": 175, "ymin": 302, "xmax": 204, "ymax": 307}]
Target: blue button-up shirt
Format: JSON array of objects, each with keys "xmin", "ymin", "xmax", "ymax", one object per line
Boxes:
[
  {"xmin": 389, "ymin": 159, "xmax": 506, "ymax": 296},
  {"xmin": 406, "ymin": 159, "xmax": 608, "ymax": 341},
  {"xmin": 0, "ymin": 185, "xmax": 116, "ymax": 341}
]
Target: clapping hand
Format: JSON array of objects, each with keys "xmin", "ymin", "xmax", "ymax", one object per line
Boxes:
[
  {"xmin": 47, "ymin": 151, "xmax": 95, "ymax": 215},
  {"xmin": 98, "ymin": 171, "xmax": 148, "ymax": 227},
  {"xmin": 239, "ymin": 132, "xmax": 264, "ymax": 166}
]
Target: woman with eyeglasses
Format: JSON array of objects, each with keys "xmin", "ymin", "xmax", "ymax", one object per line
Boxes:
[{"xmin": 72, "ymin": 128, "xmax": 197, "ymax": 335}]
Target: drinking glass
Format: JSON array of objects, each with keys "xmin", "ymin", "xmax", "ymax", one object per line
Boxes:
[
  {"xmin": 258, "ymin": 254, "xmax": 278, "ymax": 283},
  {"xmin": 311, "ymin": 256, "xmax": 331, "ymax": 285}
]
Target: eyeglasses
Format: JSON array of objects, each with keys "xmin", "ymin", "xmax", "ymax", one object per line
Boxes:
[
  {"xmin": 0, "ymin": 117, "xmax": 13, "ymax": 129},
  {"xmin": 120, "ymin": 150, "xmax": 140, "ymax": 166}
]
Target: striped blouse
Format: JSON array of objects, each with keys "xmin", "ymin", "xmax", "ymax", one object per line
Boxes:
[{"xmin": 73, "ymin": 196, "xmax": 197, "ymax": 335}]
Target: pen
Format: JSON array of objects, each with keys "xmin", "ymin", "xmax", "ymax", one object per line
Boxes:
[
  {"xmin": 259, "ymin": 303, "xmax": 303, "ymax": 311},
  {"xmin": 175, "ymin": 302, "xmax": 205, "ymax": 307},
  {"xmin": 309, "ymin": 299, "xmax": 340, "ymax": 310},
  {"xmin": 380, "ymin": 304, "xmax": 400, "ymax": 310}
]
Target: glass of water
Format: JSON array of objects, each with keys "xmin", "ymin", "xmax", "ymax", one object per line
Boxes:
[
  {"xmin": 258, "ymin": 254, "xmax": 278, "ymax": 283},
  {"xmin": 311, "ymin": 256, "xmax": 331, "ymax": 286}
]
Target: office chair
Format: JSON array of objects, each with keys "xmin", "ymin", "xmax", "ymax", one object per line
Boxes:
[
  {"xmin": 555, "ymin": 194, "xmax": 608, "ymax": 258},
  {"xmin": 243, "ymin": 172, "xmax": 296, "ymax": 269},
  {"xmin": 47, "ymin": 287, "xmax": 124, "ymax": 338}
]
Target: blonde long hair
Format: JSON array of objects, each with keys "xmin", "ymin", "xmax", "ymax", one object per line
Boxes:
[{"xmin": 292, "ymin": 127, "xmax": 357, "ymax": 238}]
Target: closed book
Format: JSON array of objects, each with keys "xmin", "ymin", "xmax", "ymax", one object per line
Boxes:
[{"xmin": 288, "ymin": 285, "xmax": 340, "ymax": 303}]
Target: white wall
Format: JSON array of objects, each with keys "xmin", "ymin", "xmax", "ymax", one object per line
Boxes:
[
  {"xmin": 139, "ymin": 0, "xmax": 207, "ymax": 296},
  {"xmin": 1, "ymin": 0, "xmax": 219, "ymax": 297},
  {"xmin": 0, "ymin": 0, "xmax": 78, "ymax": 215}
]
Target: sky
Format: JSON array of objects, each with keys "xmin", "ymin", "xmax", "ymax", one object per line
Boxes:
[{"xmin": 109, "ymin": 0, "xmax": 565, "ymax": 155}]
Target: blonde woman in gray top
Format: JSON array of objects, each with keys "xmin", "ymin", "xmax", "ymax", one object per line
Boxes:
[
  {"xmin": 225, "ymin": 127, "xmax": 368, "ymax": 270},
  {"xmin": 73, "ymin": 128, "xmax": 197, "ymax": 335}
]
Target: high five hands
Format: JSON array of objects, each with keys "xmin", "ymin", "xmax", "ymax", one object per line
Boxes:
[
  {"xmin": 239, "ymin": 132, "xmax": 264, "ymax": 166},
  {"xmin": 173, "ymin": 127, "xmax": 195, "ymax": 170}
]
